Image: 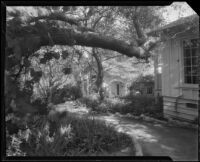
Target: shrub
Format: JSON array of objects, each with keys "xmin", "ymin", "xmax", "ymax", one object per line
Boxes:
[
  {"xmin": 79, "ymin": 94, "xmax": 164, "ymax": 120},
  {"xmin": 94, "ymin": 102, "xmax": 109, "ymax": 113},
  {"xmin": 31, "ymin": 99, "xmax": 48, "ymax": 115},
  {"xmin": 78, "ymin": 94, "xmax": 100, "ymax": 111},
  {"xmin": 78, "ymin": 96, "xmax": 123, "ymax": 114},
  {"xmin": 102, "ymin": 98, "xmax": 128, "ymax": 114},
  {"xmin": 52, "ymin": 84, "xmax": 82, "ymax": 104},
  {"xmin": 107, "ymin": 95, "xmax": 164, "ymax": 120}
]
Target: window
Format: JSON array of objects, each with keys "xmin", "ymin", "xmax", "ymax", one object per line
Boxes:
[
  {"xmin": 147, "ymin": 87, "xmax": 153, "ymax": 94},
  {"xmin": 183, "ymin": 38, "xmax": 199, "ymax": 84}
]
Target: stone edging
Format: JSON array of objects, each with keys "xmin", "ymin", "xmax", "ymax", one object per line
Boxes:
[
  {"xmin": 105, "ymin": 112, "xmax": 143, "ymax": 156},
  {"xmin": 90, "ymin": 113, "xmax": 143, "ymax": 156},
  {"xmin": 131, "ymin": 135, "xmax": 143, "ymax": 156},
  {"xmin": 114, "ymin": 112, "xmax": 198, "ymax": 130}
]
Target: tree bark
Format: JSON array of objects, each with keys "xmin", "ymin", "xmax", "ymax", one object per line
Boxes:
[
  {"xmin": 32, "ymin": 27, "xmax": 156, "ymax": 59},
  {"xmin": 92, "ymin": 48, "xmax": 104, "ymax": 100},
  {"xmin": 9, "ymin": 25, "xmax": 159, "ymax": 60},
  {"xmin": 28, "ymin": 13, "xmax": 93, "ymax": 31}
]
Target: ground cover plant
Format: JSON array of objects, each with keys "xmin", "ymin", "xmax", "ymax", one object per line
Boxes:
[
  {"xmin": 51, "ymin": 84, "xmax": 82, "ymax": 105},
  {"xmin": 6, "ymin": 110, "xmax": 135, "ymax": 156}
]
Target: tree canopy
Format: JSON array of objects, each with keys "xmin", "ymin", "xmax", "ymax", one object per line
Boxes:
[
  {"xmin": 6, "ymin": 5, "xmax": 196, "ymax": 117},
  {"xmin": 6, "ymin": 6, "xmax": 162, "ymax": 62},
  {"xmin": 5, "ymin": 6, "xmax": 165, "ymax": 103}
]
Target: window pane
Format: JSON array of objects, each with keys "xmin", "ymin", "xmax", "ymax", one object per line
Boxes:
[
  {"xmin": 191, "ymin": 39, "xmax": 199, "ymax": 48},
  {"xmin": 183, "ymin": 40, "xmax": 192, "ymax": 48},
  {"xmin": 192, "ymin": 66, "xmax": 198, "ymax": 75},
  {"xmin": 184, "ymin": 58, "xmax": 191, "ymax": 66},
  {"xmin": 183, "ymin": 49, "xmax": 191, "ymax": 57},
  {"xmin": 192, "ymin": 48, "xmax": 199, "ymax": 57},
  {"xmin": 184, "ymin": 67, "xmax": 191, "ymax": 75},
  {"xmin": 183, "ymin": 38, "xmax": 199, "ymax": 84},
  {"xmin": 192, "ymin": 76, "xmax": 197, "ymax": 84},
  {"xmin": 185, "ymin": 76, "xmax": 191, "ymax": 83},
  {"xmin": 147, "ymin": 87, "xmax": 152, "ymax": 94},
  {"xmin": 192, "ymin": 57, "xmax": 198, "ymax": 65}
]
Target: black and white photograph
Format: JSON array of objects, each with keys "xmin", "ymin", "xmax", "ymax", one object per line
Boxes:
[{"xmin": 3, "ymin": 2, "xmax": 199, "ymax": 161}]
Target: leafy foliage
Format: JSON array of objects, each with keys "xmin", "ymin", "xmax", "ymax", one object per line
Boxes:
[
  {"xmin": 30, "ymin": 68, "xmax": 43, "ymax": 82},
  {"xmin": 78, "ymin": 95, "xmax": 100, "ymax": 112},
  {"xmin": 129, "ymin": 74, "xmax": 154, "ymax": 94},
  {"xmin": 115, "ymin": 95, "xmax": 164, "ymax": 120},
  {"xmin": 40, "ymin": 52, "xmax": 60, "ymax": 64},
  {"xmin": 62, "ymin": 67, "xmax": 72, "ymax": 75},
  {"xmin": 6, "ymin": 111, "xmax": 134, "ymax": 156},
  {"xmin": 51, "ymin": 84, "xmax": 82, "ymax": 104},
  {"xmin": 6, "ymin": 5, "xmax": 192, "ymax": 156},
  {"xmin": 61, "ymin": 50, "xmax": 69, "ymax": 59},
  {"xmin": 80, "ymin": 95, "xmax": 164, "ymax": 120}
]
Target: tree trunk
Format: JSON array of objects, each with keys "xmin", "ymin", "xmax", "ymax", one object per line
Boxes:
[{"xmin": 92, "ymin": 48, "xmax": 104, "ymax": 100}]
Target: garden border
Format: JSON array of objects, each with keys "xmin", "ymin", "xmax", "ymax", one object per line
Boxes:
[
  {"xmin": 131, "ymin": 135, "xmax": 143, "ymax": 156},
  {"xmin": 114, "ymin": 112, "xmax": 198, "ymax": 130},
  {"xmin": 87, "ymin": 112, "xmax": 143, "ymax": 156}
]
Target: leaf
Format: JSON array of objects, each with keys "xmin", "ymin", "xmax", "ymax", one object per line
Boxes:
[
  {"xmin": 24, "ymin": 58, "xmax": 31, "ymax": 67},
  {"xmin": 62, "ymin": 67, "xmax": 72, "ymax": 75},
  {"xmin": 52, "ymin": 52, "xmax": 60, "ymax": 60},
  {"xmin": 14, "ymin": 45, "xmax": 22, "ymax": 60},
  {"xmin": 62, "ymin": 50, "xmax": 69, "ymax": 59},
  {"xmin": 30, "ymin": 68, "xmax": 42, "ymax": 82},
  {"xmin": 63, "ymin": 6, "xmax": 70, "ymax": 12},
  {"xmin": 6, "ymin": 36, "xmax": 22, "ymax": 61},
  {"xmin": 40, "ymin": 58, "xmax": 47, "ymax": 64}
]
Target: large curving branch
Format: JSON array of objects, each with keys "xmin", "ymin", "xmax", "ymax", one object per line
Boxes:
[
  {"xmin": 9, "ymin": 25, "xmax": 159, "ymax": 60},
  {"xmin": 28, "ymin": 12, "xmax": 94, "ymax": 32},
  {"xmin": 25, "ymin": 12, "xmax": 160, "ymax": 59},
  {"xmin": 36, "ymin": 27, "xmax": 153, "ymax": 59}
]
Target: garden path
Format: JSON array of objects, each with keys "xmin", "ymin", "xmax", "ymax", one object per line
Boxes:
[{"xmin": 56, "ymin": 101, "xmax": 198, "ymax": 161}]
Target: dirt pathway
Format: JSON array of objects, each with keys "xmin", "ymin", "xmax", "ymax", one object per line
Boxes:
[
  {"xmin": 95, "ymin": 114, "xmax": 198, "ymax": 161},
  {"xmin": 56, "ymin": 102, "xmax": 198, "ymax": 161}
]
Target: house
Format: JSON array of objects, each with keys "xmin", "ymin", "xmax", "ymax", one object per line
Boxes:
[
  {"xmin": 103, "ymin": 71, "xmax": 129, "ymax": 98},
  {"xmin": 149, "ymin": 14, "xmax": 199, "ymax": 122},
  {"xmin": 80, "ymin": 50, "xmax": 155, "ymax": 98},
  {"xmin": 129, "ymin": 74, "xmax": 155, "ymax": 96},
  {"xmin": 153, "ymin": 50, "xmax": 162, "ymax": 97}
]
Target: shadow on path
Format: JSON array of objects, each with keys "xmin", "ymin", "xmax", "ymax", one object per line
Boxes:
[
  {"xmin": 95, "ymin": 114, "xmax": 198, "ymax": 161},
  {"xmin": 56, "ymin": 102, "xmax": 198, "ymax": 161}
]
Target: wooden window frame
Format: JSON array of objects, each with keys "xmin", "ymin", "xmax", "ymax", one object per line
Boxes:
[{"xmin": 182, "ymin": 38, "xmax": 199, "ymax": 85}]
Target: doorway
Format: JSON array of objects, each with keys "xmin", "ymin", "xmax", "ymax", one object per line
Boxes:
[{"xmin": 117, "ymin": 83, "xmax": 120, "ymax": 96}]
